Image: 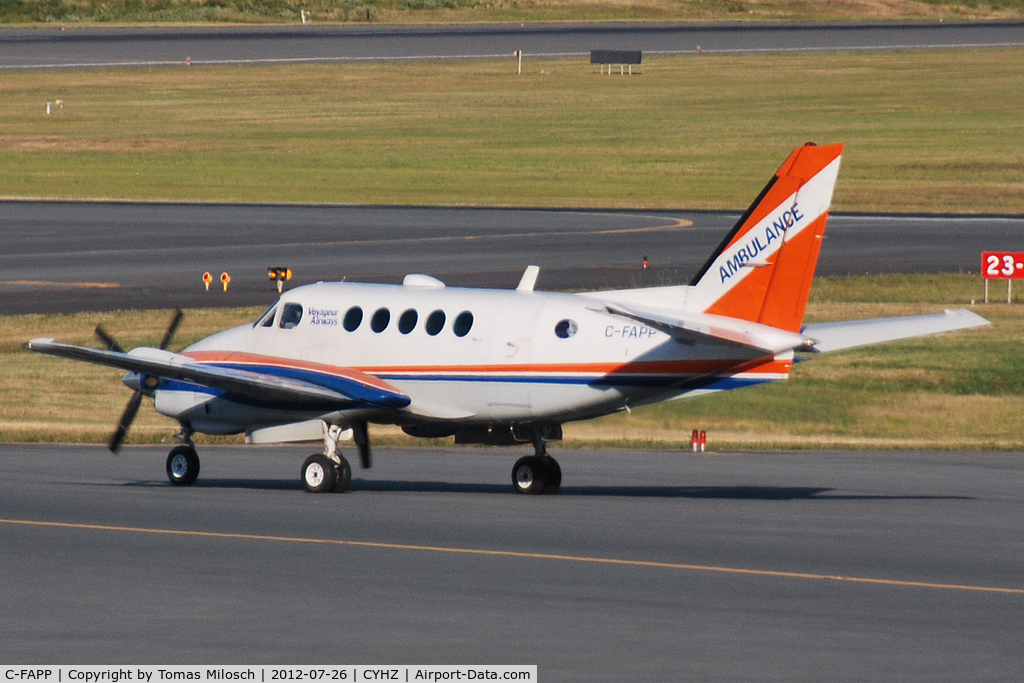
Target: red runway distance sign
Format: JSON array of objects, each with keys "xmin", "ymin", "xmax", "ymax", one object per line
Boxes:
[{"xmin": 982, "ymin": 251, "xmax": 1024, "ymax": 279}]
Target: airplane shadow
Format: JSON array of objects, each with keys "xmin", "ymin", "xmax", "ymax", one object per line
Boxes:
[
  {"xmin": 120, "ymin": 479, "xmax": 974, "ymax": 501},
  {"xmin": 350, "ymin": 481, "xmax": 974, "ymax": 501},
  {"xmin": 123, "ymin": 479, "xmax": 302, "ymax": 491},
  {"xmin": 349, "ymin": 481, "xmax": 836, "ymax": 498}
]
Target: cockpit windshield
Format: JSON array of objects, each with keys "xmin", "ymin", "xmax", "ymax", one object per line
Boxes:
[{"xmin": 254, "ymin": 303, "xmax": 278, "ymax": 328}]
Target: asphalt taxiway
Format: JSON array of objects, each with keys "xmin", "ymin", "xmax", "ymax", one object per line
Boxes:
[
  {"xmin": 3, "ymin": 22, "xmax": 1024, "ymax": 69},
  {"xmin": 2, "ymin": 444, "xmax": 1022, "ymax": 679},
  {"xmin": 3, "ymin": 201, "xmax": 1022, "ymax": 315}
]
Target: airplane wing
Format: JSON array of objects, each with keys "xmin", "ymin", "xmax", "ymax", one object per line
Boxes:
[
  {"xmin": 800, "ymin": 308, "xmax": 989, "ymax": 353},
  {"xmin": 24, "ymin": 338, "xmax": 411, "ymax": 410}
]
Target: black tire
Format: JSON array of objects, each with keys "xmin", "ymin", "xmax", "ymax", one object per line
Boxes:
[
  {"xmin": 512, "ymin": 455, "xmax": 548, "ymax": 495},
  {"xmin": 166, "ymin": 445, "xmax": 200, "ymax": 486},
  {"xmin": 540, "ymin": 455, "xmax": 561, "ymax": 495},
  {"xmin": 333, "ymin": 455, "xmax": 352, "ymax": 493},
  {"xmin": 301, "ymin": 454, "xmax": 338, "ymax": 493}
]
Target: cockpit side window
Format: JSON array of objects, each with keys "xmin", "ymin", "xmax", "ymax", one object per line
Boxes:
[
  {"xmin": 279, "ymin": 303, "xmax": 304, "ymax": 329},
  {"xmin": 254, "ymin": 304, "xmax": 278, "ymax": 328}
]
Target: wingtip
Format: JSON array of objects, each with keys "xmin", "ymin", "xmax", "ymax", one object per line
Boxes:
[
  {"xmin": 944, "ymin": 308, "xmax": 991, "ymax": 326},
  {"xmin": 24, "ymin": 337, "xmax": 55, "ymax": 350}
]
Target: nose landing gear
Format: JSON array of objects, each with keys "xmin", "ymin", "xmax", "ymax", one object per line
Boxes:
[
  {"xmin": 166, "ymin": 444, "xmax": 200, "ymax": 486},
  {"xmin": 165, "ymin": 424, "xmax": 200, "ymax": 486}
]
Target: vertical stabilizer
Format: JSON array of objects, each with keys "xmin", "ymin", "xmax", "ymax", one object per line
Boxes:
[{"xmin": 689, "ymin": 143, "xmax": 843, "ymax": 333}]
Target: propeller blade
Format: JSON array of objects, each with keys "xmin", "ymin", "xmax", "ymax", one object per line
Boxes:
[
  {"xmin": 109, "ymin": 390, "xmax": 144, "ymax": 454},
  {"xmin": 94, "ymin": 325, "xmax": 125, "ymax": 354},
  {"xmin": 159, "ymin": 309, "xmax": 184, "ymax": 350}
]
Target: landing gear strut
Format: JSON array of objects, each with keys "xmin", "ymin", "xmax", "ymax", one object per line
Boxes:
[{"xmin": 511, "ymin": 437, "xmax": 561, "ymax": 495}]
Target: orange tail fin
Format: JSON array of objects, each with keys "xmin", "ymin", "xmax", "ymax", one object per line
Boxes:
[{"xmin": 689, "ymin": 142, "xmax": 843, "ymax": 333}]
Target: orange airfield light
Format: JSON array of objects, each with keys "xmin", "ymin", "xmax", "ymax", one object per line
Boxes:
[{"xmin": 268, "ymin": 267, "xmax": 293, "ymax": 294}]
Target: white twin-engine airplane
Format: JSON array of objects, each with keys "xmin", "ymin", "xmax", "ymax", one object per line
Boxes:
[{"xmin": 26, "ymin": 143, "xmax": 988, "ymax": 494}]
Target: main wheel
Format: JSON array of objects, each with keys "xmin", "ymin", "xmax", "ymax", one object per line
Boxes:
[
  {"xmin": 512, "ymin": 455, "xmax": 548, "ymax": 495},
  {"xmin": 301, "ymin": 454, "xmax": 338, "ymax": 493},
  {"xmin": 540, "ymin": 455, "xmax": 561, "ymax": 495},
  {"xmin": 333, "ymin": 455, "xmax": 352, "ymax": 493},
  {"xmin": 166, "ymin": 445, "xmax": 200, "ymax": 486}
]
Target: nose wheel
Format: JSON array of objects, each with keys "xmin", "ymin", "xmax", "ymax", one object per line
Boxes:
[{"xmin": 166, "ymin": 445, "xmax": 200, "ymax": 486}]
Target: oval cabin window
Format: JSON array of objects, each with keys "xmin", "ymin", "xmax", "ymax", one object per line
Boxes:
[
  {"xmin": 398, "ymin": 309, "xmax": 418, "ymax": 335},
  {"xmin": 425, "ymin": 310, "xmax": 446, "ymax": 336},
  {"xmin": 554, "ymin": 319, "xmax": 578, "ymax": 339},
  {"xmin": 453, "ymin": 311, "xmax": 474, "ymax": 338},
  {"xmin": 371, "ymin": 308, "xmax": 391, "ymax": 333},
  {"xmin": 343, "ymin": 306, "xmax": 363, "ymax": 332}
]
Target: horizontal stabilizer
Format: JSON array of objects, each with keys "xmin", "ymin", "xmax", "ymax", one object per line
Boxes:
[
  {"xmin": 600, "ymin": 303, "xmax": 811, "ymax": 355},
  {"xmin": 801, "ymin": 308, "xmax": 989, "ymax": 353}
]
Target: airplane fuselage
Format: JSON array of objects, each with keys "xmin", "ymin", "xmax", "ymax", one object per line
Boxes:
[{"xmin": 176, "ymin": 280, "xmax": 788, "ymax": 437}]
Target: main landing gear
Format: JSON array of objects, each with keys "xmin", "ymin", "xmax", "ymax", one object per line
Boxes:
[
  {"xmin": 300, "ymin": 421, "xmax": 365, "ymax": 494},
  {"xmin": 511, "ymin": 438, "xmax": 561, "ymax": 495},
  {"xmin": 301, "ymin": 453, "xmax": 352, "ymax": 493}
]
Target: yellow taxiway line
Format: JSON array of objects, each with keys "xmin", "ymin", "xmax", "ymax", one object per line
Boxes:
[{"xmin": 2, "ymin": 517, "xmax": 1021, "ymax": 596}]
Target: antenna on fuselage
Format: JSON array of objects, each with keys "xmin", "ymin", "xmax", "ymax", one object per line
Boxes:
[{"xmin": 517, "ymin": 265, "xmax": 540, "ymax": 292}]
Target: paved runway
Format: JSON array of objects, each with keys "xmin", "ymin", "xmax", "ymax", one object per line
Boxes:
[
  {"xmin": 1, "ymin": 444, "xmax": 1021, "ymax": 679},
  {"xmin": 3, "ymin": 201, "xmax": 1022, "ymax": 315},
  {"xmin": 2, "ymin": 21, "xmax": 1024, "ymax": 69}
]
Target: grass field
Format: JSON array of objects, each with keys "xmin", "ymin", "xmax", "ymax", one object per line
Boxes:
[
  {"xmin": 2, "ymin": 273, "xmax": 1018, "ymax": 450},
  {"xmin": 2, "ymin": 48, "xmax": 1023, "ymax": 212},
  {"xmin": 2, "ymin": 42, "xmax": 1022, "ymax": 449},
  {"xmin": 2, "ymin": 0, "xmax": 1023, "ymax": 26}
]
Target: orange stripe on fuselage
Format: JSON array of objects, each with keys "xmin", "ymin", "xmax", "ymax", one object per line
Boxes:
[
  {"xmin": 184, "ymin": 351, "xmax": 791, "ymax": 380},
  {"xmin": 182, "ymin": 350, "xmax": 404, "ymax": 394}
]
